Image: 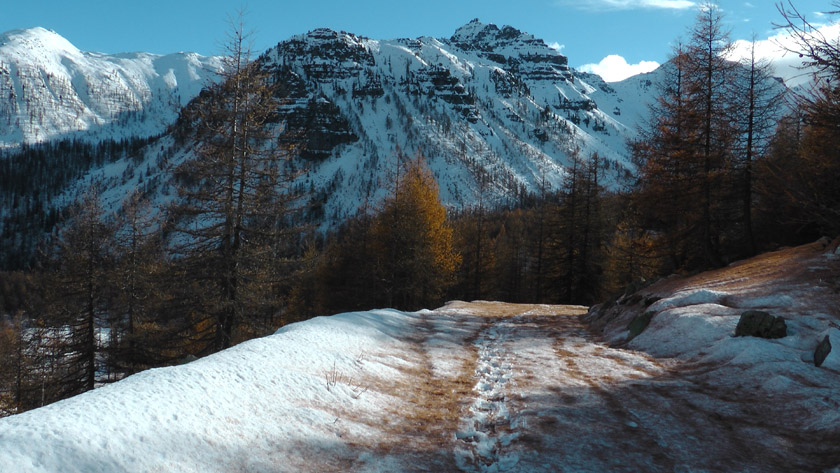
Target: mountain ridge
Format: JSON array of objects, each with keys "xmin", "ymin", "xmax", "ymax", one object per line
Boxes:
[
  {"xmin": 240, "ymin": 18, "xmax": 653, "ymax": 221},
  {"xmin": 0, "ymin": 20, "xmax": 669, "ymax": 268},
  {"xmin": 0, "ymin": 27, "xmax": 223, "ymax": 148}
]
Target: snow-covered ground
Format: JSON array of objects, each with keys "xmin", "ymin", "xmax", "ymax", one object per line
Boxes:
[{"xmin": 2, "ymin": 241, "xmax": 840, "ymax": 472}]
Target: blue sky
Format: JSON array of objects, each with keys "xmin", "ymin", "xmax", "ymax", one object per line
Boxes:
[{"xmin": 1, "ymin": 1, "xmax": 833, "ymax": 81}]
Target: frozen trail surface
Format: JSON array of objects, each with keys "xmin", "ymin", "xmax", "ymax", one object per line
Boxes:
[{"xmin": 402, "ymin": 301, "xmax": 832, "ymax": 473}]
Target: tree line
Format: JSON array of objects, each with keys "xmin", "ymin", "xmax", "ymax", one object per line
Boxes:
[
  {"xmin": 0, "ymin": 136, "xmax": 157, "ymax": 269},
  {"xmin": 629, "ymin": 1, "xmax": 840, "ymax": 272},
  {"xmin": 2, "ymin": 1, "xmax": 839, "ymax": 415}
]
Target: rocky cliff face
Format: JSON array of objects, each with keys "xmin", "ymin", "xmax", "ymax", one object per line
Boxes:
[
  {"xmin": 450, "ymin": 18, "xmax": 573, "ymax": 83},
  {"xmin": 222, "ymin": 19, "xmax": 656, "ymax": 224}
]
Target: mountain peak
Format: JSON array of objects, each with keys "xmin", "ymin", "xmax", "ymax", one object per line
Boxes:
[
  {"xmin": 447, "ymin": 19, "xmax": 570, "ymax": 83},
  {"xmin": 0, "ymin": 26, "xmax": 222, "ymax": 148},
  {"xmin": 0, "ymin": 27, "xmax": 81, "ymax": 57},
  {"xmin": 449, "ymin": 19, "xmax": 562, "ymax": 59},
  {"xmin": 451, "ymin": 19, "xmax": 533, "ymax": 46},
  {"xmin": 450, "ymin": 19, "xmax": 502, "ymax": 46}
]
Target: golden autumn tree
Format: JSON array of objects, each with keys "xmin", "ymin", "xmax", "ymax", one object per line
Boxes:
[{"xmin": 371, "ymin": 155, "xmax": 460, "ymax": 310}]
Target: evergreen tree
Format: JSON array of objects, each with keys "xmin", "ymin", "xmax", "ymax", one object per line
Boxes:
[
  {"xmin": 43, "ymin": 188, "xmax": 116, "ymax": 397},
  {"xmin": 171, "ymin": 13, "xmax": 300, "ymax": 352}
]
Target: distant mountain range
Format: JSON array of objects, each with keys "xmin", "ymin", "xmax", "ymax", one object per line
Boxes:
[
  {"xmin": 0, "ymin": 20, "xmax": 787, "ymax": 267},
  {"xmin": 72, "ymin": 20, "xmax": 665, "ymax": 220}
]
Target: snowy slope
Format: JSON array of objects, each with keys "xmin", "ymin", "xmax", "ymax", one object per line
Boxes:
[
  {"xmin": 3, "ymin": 294, "xmax": 839, "ymax": 471},
  {"xmin": 0, "ymin": 27, "xmax": 222, "ymax": 148},
  {"xmin": 585, "ymin": 238, "xmax": 840, "ymax": 466},
  {"xmin": 260, "ymin": 20, "xmax": 648, "ymax": 217},
  {"xmin": 66, "ymin": 20, "xmax": 660, "ymax": 230},
  {"xmin": 0, "ymin": 309, "xmax": 419, "ymax": 473}
]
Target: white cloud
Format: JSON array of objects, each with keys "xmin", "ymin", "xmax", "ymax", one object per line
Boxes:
[
  {"xmin": 548, "ymin": 41, "xmax": 565, "ymax": 51},
  {"xmin": 727, "ymin": 23, "xmax": 840, "ymax": 87},
  {"xmin": 579, "ymin": 54, "xmax": 660, "ymax": 82},
  {"xmin": 556, "ymin": 0, "xmax": 696, "ymax": 10}
]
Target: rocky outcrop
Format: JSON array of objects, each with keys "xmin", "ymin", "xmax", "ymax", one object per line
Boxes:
[
  {"xmin": 407, "ymin": 66, "xmax": 478, "ymax": 122},
  {"xmin": 281, "ymin": 96, "xmax": 358, "ymax": 161},
  {"xmin": 273, "ymin": 28, "xmax": 375, "ymax": 82},
  {"xmin": 449, "ymin": 19, "xmax": 573, "ymax": 83},
  {"xmin": 815, "ymin": 335, "xmax": 832, "ymax": 367},
  {"xmin": 627, "ymin": 312, "xmax": 654, "ymax": 341},
  {"xmin": 735, "ymin": 310, "xmax": 787, "ymax": 339}
]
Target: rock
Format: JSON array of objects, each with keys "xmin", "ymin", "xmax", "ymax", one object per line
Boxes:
[
  {"xmin": 735, "ymin": 310, "xmax": 787, "ymax": 339},
  {"xmin": 815, "ymin": 335, "xmax": 832, "ymax": 367},
  {"xmin": 627, "ymin": 312, "xmax": 654, "ymax": 341},
  {"xmin": 177, "ymin": 354, "xmax": 199, "ymax": 365},
  {"xmin": 826, "ymin": 236, "xmax": 840, "ymax": 255},
  {"xmin": 817, "ymin": 236, "xmax": 832, "ymax": 249},
  {"xmin": 595, "ymin": 292, "xmax": 620, "ymax": 318},
  {"xmin": 623, "ymin": 293, "xmax": 643, "ymax": 306}
]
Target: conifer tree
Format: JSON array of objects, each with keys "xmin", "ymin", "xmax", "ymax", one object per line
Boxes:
[
  {"xmin": 633, "ymin": 3, "xmax": 740, "ymax": 270},
  {"xmin": 171, "ymin": 12, "xmax": 300, "ymax": 352},
  {"xmin": 110, "ymin": 189, "xmax": 165, "ymax": 374},
  {"xmin": 768, "ymin": 1, "xmax": 840, "ymax": 238},
  {"xmin": 492, "ymin": 210, "xmax": 528, "ymax": 302},
  {"xmin": 43, "ymin": 188, "xmax": 116, "ymax": 397},
  {"xmin": 732, "ymin": 38, "xmax": 784, "ymax": 254},
  {"xmin": 686, "ymin": 2, "xmax": 738, "ymax": 266}
]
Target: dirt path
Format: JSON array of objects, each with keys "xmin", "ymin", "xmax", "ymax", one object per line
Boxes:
[
  {"xmin": 350, "ymin": 301, "xmax": 834, "ymax": 473},
  {"xmin": 316, "ymin": 301, "xmax": 839, "ymax": 472}
]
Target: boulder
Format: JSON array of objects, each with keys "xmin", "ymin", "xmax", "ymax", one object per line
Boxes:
[
  {"xmin": 627, "ymin": 311, "xmax": 654, "ymax": 341},
  {"xmin": 177, "ymin": 354, "xmax": 199, "ymax": 365},
  {"xmin": 644, "ymin": 296, "xmax": 662, "ymax": 307},
  {"xmin": 815, "ymin": 335, "xmax": 832, "ymax": 367},
  {"xmin": 623, "ymin": 293, "xmax": 644, "ymax": 306},
  {"xmin": 820, "ymin": 236, "xmax": 840, "ymax": 254},
  {"xmin": 735, "ymin": 310, "xmax": 787, "ymax": 339}
]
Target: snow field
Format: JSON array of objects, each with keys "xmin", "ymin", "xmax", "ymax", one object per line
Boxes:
[
  {"xmin": 3, "ymin": 285, "xmax": 839, "ymax": 472},
  {"xmin": 0, "ymin": 310, "xmax": 420, "ymax": 473},
  {"xmin": 588, "ymin": 241, "xmax": 840, "ymax": 470},
  {"xmin": 0, "ymin": 28, "xmax": 222, "ymax": 147}
]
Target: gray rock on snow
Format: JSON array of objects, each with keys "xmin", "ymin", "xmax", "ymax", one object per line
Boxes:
[
  {"xmin": 627, "ymin": 312, "xmax": 654, "ymax": 341},
  {"xmin": 735, "ymin": 310, "xmax": 787, "ymax": 339},
  {"xmin": 815, "ymin": 335, "xmax": 832, "ymax": 367}
]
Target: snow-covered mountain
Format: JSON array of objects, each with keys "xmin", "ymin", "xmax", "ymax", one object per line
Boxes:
[
  {"xmin": 0, "ymin": 27, "xmax": 222, "ymax": 148},
  {"xmin": 256, "ymin": 20, "xmax": 649, "ymax": 216},
  {"xmin": 0, "ymin": 20, "xmax": 666, "ymax": 267},
  {"xmin": 65, "ymin": 19, "xmax": 660, "ymax": 230}
]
